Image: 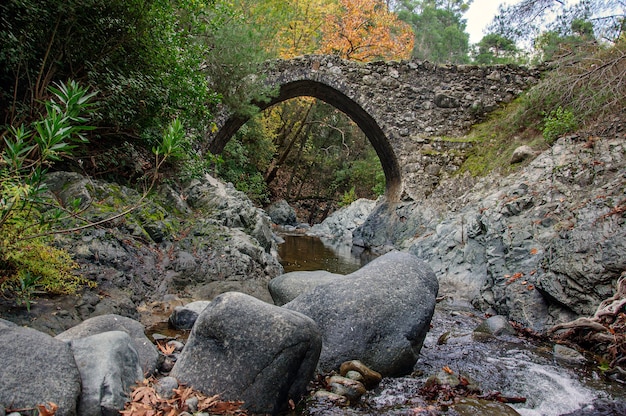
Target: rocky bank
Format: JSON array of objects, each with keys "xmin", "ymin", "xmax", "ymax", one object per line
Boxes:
[{"xmin": 325, "ymin": 119, "xmax": 626, "ymax": 332}]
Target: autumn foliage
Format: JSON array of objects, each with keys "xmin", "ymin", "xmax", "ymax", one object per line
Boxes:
[{"xmin": 317, "ymin": 0, "xmax": 414, "ymax": 61}]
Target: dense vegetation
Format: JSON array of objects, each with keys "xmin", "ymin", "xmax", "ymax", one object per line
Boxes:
[{"xmin": 1, "ymin": 0, "xmax": 625, "ymax": 304}]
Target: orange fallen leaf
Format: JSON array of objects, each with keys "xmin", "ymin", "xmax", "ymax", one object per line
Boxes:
[
  {"xmin": 37, "ymin": 402, "xmax": 58, "ymax": 416},
  {"xmin": 157, "ymin": 342, "xmax": 176, "ymax": 355},
  {"xmin": 527, "ymin": 285, "xmax": 535, "ymax": 290},
  {"xmin": 442, "ymin": 366, "xmax": 454, "ymax": 374},
  {"xmin": 530, "ymin": 248, "xmax": 538, "ymax": 255}
]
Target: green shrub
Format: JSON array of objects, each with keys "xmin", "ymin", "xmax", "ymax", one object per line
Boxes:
[
  {"xmin": 338, "ymin": 186, "xmax": 358, "ymax": 208},
  {"xmin": 542, "ymin": 107, "xmax": 578, "ymax": 144},
  {"xmin": 1, "ymin": 80, "xmax": 97, "ymax": 309}
]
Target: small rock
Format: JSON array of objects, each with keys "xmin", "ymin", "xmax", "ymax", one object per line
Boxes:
[
  {"xmin": 474, "ymin": 315, "xmax": 517, "ymax": 337},
  {"xmin": 167, "ymin": 340, "xmax": 185, "ymax": 352},
  {"xmin": 327, "ymin": 375, "xmax": 366, "ymax": 402},
  {"xmin": 344, "ymin": 370, "xmax": 364, "ymax": 384},
  {"xmin": 339, "ymin": 360, "xmax": 382, "ymax": 389},
  {"xmin": 510, "ymin": 145, "xmax": 536, "ymax": 164},
  {"xmin": 554, "ymin": 344, "xmax": 586, "ymax": 364},
  {"xmin": 185, "ymin": 396, "xmax": 199, "ymax": 412},
  {"xmin": 168, "ymin": 301, "xmax": 211, "ymax": 330},
  {"xmin": 159, "ymin": 356, "xmax": 176, "ymax": 373},
  {"xmin": 155, "ymin": 376, "xmax": 179, "ymax": 399}
]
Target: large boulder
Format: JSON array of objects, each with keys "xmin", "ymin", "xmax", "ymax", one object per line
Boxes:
[
  {"xmin": 308, "ymin": 198, "xmax": 376, "ymax": 241},
  {"xmin": 269, "ymin": 270, "xmax": 344, "ymax": 306},
  {"xmin": 69, "ymin": 331, "xmax": 143, "ymax": 416},
  {"xmin": 56, "ymin": 314, "xmax": 158, "ymax": 376},
  {"xmin": 170, "ymin": 292, "xmax": 321, "ymax": 415},
  {"xmin": 266, "ymin": 199, "xmax": 298, "ymax": 226},
  {"xmin": 0, "ymin": 326, "xmax": 81, "ymax": 416},
  {"xmin": 284, "ymin": 251, "xmax": 438, "ymax": 376}
]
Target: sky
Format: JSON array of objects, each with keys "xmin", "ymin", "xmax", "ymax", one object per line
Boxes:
[{"xmin": 465, "ymin": 0, "xmax": 522, "ymax": 44}]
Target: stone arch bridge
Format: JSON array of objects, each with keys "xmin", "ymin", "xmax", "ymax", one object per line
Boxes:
[{"xmin": 207, "ymin": 55, "xmax": 541, "ymax": 201}]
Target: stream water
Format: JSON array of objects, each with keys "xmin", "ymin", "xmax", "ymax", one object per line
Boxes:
[{"xmin": 277, "ymin": 234, "xmax": 626, "ymax": 416}]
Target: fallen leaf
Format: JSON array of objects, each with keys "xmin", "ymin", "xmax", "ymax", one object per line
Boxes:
[
  {"xmin": 442, "ymin": 366, "xmax": 454, "ymax": 374},
  {"xmin": 157, "ymin": 341, "xmax": 176, "ymax": 355},
  {"xmin": 530, "ymin": 248, "xmax": 538, "ymax": 255},
  {"xmin": 37, "ymin": 402, "xmax": 58, "ymax": 416}
]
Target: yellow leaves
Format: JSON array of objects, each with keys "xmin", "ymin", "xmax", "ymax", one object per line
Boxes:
[{"xmin": 317, "ymin": 0, "xmax": 414, "ymax": 61}]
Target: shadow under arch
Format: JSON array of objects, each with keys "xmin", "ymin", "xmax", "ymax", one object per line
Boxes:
[{"xmin": 208, "ymin": 79, "xmax": 402, "ymax": 202}]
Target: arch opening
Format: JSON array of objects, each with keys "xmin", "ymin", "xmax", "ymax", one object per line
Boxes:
[{"xmin": 210, "ymin": 79, "xmax": 402, "ymax": 202}]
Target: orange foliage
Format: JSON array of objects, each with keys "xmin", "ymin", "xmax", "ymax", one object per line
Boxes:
[{"xmin": 317, "ymin": 0, "xmax": 414, "ymax": 61}]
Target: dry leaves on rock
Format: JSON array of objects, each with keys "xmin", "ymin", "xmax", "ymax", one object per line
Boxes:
[{"xmin": 120, "ymin": 378, "xmax": 247, "ymax": 416}]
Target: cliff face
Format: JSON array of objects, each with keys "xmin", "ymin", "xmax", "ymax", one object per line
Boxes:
[{"xmin": 353, "ymin": 119, "xmax": 626, "ymax": 331}]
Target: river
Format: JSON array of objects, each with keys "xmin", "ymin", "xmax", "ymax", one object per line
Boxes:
[{"xmin": 277, "ymin": 234, "xmax": 626, "ymax": 416}]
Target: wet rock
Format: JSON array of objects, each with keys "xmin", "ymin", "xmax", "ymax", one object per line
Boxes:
[
  {"xmin": 327, "ymin": 375, "xmax": 366, "ymax": 402},
  {"xmin": 339, "ymin": 360, "xmax": 382, "ymax": 389},
  {"xmin": 168, "ymin": 301, "xmax": 211, "ymax": 329},
  {"xmin": 0, "ymin": 326, "xmax": 81, "ymax": 416},
  {"xmin": 285, "ymin": 251, "xmax": 438, "ymax": 376},
  {"xmin": 561, "ymin": 399, "xmax": 626, "ymax": 415},
  {"xmin": 266, "ymin": 199, "xmax": 298, "ymax": 226},
  {"xmin": 311, "ymin": 390, "xmax": 348, "ymax": 405},
  {"xmin": 474, "ymin": 315, "xmax": 517, "ymax": 337},
  {"xmin": 170, "ymin": 292, "xmax": 321, "ymax": 415},
  {"xmin": 453, "ymin": 398, "xmax": 521, "ymax": 415},
  {"xmin": 553, "ymin": 344, "xmax": 586, "ymax": 364},
  {"xmin": 69, "ymin": 331, "xmax": 142, "ymax": 416},
  {"xmin": 269, "ymin": 270, "xmax": 344, "ymax": 306},
  {"xmin": 56, "ymin": 314, "xmax": 159, "ymax": 376}
]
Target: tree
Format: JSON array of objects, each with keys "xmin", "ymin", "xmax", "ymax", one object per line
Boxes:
[
  {"xmin": 317, "ymin": 0, "xmax": 414, "ymax": 61},
  {"xmin": 396, "ymin": 0, "xmax": 472, "ymax": 63},
  {"xmin": 274, "ymin": 0, "xmax": 340, "ymax": 58},
  {"xmin": 473, "ymin": 33, "xmax": 520, "ymax": 64},
  {"xmin": 488, "ymin": 0, "xmax": 625, "ymax": 46},
  {"xmin": 0, "ymin": 0, "xmax": 218, "ymax": 143}
]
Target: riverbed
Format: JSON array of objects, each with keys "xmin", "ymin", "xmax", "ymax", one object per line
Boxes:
[{"xmin": 277, "ymin": 234, "xmax": 626, "ymax": 416}]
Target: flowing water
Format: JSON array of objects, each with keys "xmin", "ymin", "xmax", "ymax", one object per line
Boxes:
[{"xmin": 278, "ymin": 234, "xmax": 626, "ymax": 416}]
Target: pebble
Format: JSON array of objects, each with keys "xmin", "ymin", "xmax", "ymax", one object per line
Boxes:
[{"xmin": 327, "ymin": 375, "xmax": 366, "ymax": 402}]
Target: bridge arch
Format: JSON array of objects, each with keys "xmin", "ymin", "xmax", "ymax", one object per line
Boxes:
[
  {"xmin": 209, "ymin": 79, "xmax": 402, "ymax": 201},
  {"xmin": 207, "ymin": 55, "xmax": 540, "ymax": 202}
]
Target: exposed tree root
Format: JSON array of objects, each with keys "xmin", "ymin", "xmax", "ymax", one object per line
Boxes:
[{"xmin": 548, "ymin": 273, "xmax": 626, "ymax": 378}]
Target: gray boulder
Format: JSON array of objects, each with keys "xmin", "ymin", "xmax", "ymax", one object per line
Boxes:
[
  {"xmin": 170, "ymin": 292, "xmax": 321, "ymax": 415},
  {"xmin": 308, "ymin": 198, "xmax": 376, "ymax": 241},
  {"xmin": 284, "ymin": 251, "xmax": 438, "ymax": 376},
  {"xmin": 70, "ymin": 331, "xmax": 143, "ymax": 416},
  {"xmin": 269, "ymin": 270, "xmax": 344, "ymax": 306},
  {"xmin": 266, "ymin": 199, "xmax": 298, "ymax": 226},
  {"xmin": 168, "ymin": 300, "xmax": 211, "ymax": 329},
  {"xmin": 0, "ymin": 326, "xmax": 81, "ymax": 416},
  {"xmin": 56, "ymin": 314, "xmax": 158, "ymax": 376}
]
